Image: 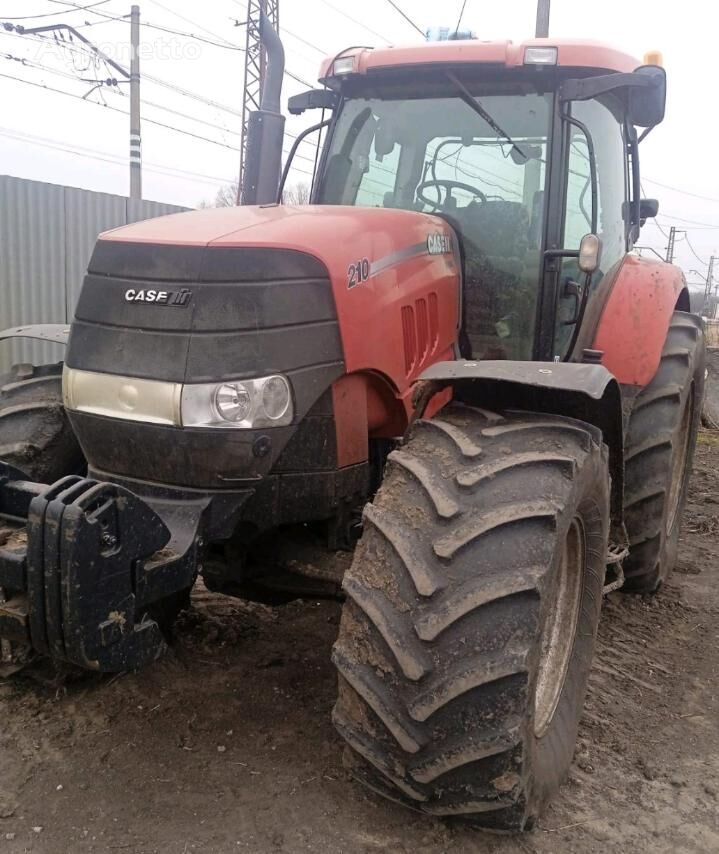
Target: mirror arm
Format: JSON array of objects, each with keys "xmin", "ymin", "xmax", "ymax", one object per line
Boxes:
[
  {"xmin": 627, "ymin": 127, "xmax": 641, "ymax": 243},
  {"xmin": 637, "ymin": 125, "xmax": 655, "ymax": 144},
  {"xmin": 545, "ymin": 248, "xmax": 579, "ymax": 260},
  {"xmin": 560, "ymin": 72, "xmax": 654, "ymax": 103},
  {"xmin": 277, "ymin": 117, "xmax": 332, "ymax": 203}
]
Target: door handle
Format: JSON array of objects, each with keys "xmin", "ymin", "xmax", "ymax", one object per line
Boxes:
[{"xmin": 560, "ymin": 277, "xmax": 583, "ymax": 326}]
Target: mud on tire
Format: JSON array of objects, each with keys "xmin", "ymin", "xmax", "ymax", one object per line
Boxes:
[
  {"xmin": 332, "ymin": 406, "xmax": 610, "ymax": 830},
  {"xmin": 622, "ymin": 312, "xmax": 705, "ymax": 592},
  {"xmin": 0, "ymin": 363, "xmax": 84, "ymax": 483}
]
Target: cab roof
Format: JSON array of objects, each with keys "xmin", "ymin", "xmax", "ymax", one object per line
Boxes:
[{"xmin": 319, "ymin": 38, "xmax": 641, "ymax": 85}]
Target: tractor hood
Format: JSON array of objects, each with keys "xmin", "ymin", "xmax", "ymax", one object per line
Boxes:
[
  {"xmin": 69, "ymin": 203, "xmax": 460, "ymax": 383},
  {"xmin": 93, "ymin": 202, "xmax": 458, "ymax": 304},
  {"xmin": 64, "ymin": 204, "xmax": 460, "ymax": 488}
]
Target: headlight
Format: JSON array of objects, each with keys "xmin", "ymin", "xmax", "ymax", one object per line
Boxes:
[
  {"xmin": 215, "ymin": 383, "xmax": 253, "ymax": 423},
  {"xmin": 181, "ymin": 374, "xmax": 294, "ymax": 429}
]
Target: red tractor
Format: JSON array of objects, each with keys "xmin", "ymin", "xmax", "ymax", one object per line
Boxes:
[{"xmin": 0, "ymin": 24, "xmax": 704, "ymax": 831}]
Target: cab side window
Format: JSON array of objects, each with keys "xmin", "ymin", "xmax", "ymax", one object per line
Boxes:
[
  {"xmin": 571, "ymin": 97, "xmax": 628, "ymax": 273},
  {"xmin": 555, "ymin": 97, "xmax": 628, "ymax": 359}
]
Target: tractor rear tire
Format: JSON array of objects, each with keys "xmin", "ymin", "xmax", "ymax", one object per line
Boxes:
[
  {"xmin": 622, "ymin": 312, "xmax": 705, "ymax": 593},
  {"xmin": 332, "ymin": 406, "xmax": 610, "ymax": 830},
  {"xmin": 0, "ymin": 363, "xmax": 84, "ymax": 483}
]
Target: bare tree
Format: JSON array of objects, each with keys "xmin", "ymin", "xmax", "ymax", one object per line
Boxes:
[
  {"xmin": 199, "ymin": 180, "xmax": 311, "ymax": 208},
  {"xmin": 215, "ymin": 182, "xmax": 240, "ymax": 207},
  {"xmin": 282, "ymin": 182, "xmax": 311, "ymax": 205}
]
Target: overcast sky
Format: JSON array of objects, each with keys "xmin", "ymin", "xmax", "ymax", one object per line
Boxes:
[{"xmin": 0, "ymin": 0, "xmax": 716, "ymax": 287}]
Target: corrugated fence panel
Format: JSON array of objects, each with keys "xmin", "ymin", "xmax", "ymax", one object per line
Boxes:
[
  {"xmin": 0, "ymin": 175, "xmax": 67, "ymax": 370},
  {"xmin": 126, "ymin": 197, "xmax": 186, "ymax": 224},
  {"xmin": 64, "ymin": 185, "xmax": 127, "ymax": 319},
  {"xmin": 0, "ymin": 176, "xmax": 187, "ymax": 374}
]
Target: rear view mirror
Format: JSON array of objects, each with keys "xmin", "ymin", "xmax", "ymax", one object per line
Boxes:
[
  {"xmin": 639, "ymin": 197, "xmax": 659, "ymax": 224},
  {"xmin": 288, "ymin": 89, "xmax": 339, "ymax": 116},
  {"xmin": 561, "ymin": 64, "xmax": 667, "ymax": 129},
  {"xmin": 578, "ymin": 234, "xmax": 602, "ymax": 274},
  {"xmin": 628, "ymin": 66, "xmax": 666, "ymax": 128}
]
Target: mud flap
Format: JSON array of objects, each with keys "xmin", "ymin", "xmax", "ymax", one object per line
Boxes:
[{"xmin": 0, "ymin": 463, "xmax": 203, "ymax": 672}]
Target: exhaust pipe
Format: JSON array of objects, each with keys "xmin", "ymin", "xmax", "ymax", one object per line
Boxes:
[{"xmin": 241, "ymin": 12, "xmax": 286, "ymax": 205}]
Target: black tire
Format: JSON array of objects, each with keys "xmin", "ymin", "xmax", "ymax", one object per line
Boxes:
[
  {"xmin": 0, "ymin": 363, "xmax": 84, "ymax": 483},
  {"xmin": 332, "ymin": 406, "xmax": 610, "ymax": 830},
  {"xmin": 622, "ymin": 312, "xmax": 705, "ymax": 593}
]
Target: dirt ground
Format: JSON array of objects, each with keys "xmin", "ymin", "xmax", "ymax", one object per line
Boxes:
[{"xmin": 1, "ymin": 435, "xmax": 718, "ymax": 854}]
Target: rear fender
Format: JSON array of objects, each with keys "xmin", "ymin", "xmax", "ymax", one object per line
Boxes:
[{"xmin": 418, "ymin": 360, "xmax": 625, "ymax": 535}]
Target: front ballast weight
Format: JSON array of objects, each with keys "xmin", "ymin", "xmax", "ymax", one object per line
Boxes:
[{"xmin": 0, "ymin": 462, "xmax": 201, "ymax": 672}]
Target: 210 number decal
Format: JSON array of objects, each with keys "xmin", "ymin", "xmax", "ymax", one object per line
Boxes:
[{"xmin": 347, "ymin": 258, "xmax": 371, "ymax": 289}]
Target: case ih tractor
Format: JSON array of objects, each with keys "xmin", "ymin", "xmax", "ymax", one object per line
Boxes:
[{"xmin": 0, "ymin": 23, "xmax": 705, "ymax": 831}]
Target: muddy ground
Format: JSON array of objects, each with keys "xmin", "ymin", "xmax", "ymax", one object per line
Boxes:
[{"xmin": 1, "ymin": 434, "xmax": 718, "ymax": 854}]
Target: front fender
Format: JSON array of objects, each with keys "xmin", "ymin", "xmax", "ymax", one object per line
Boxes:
[
  {"xmin": 418, "ymin": 360, "xmax": 625, "ymax": 537},
  {"xmin": 0, "ymin": 324, "xmax": 70, "ymax": 346}
]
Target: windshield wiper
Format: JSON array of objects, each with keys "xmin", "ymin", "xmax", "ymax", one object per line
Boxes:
[{"xmin": 446, "ymin": 71, "xmax": 528, "ymax": 163}]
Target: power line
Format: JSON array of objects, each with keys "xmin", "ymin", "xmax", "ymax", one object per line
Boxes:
[
  {"xmin": 0, "ymin": 39, "xmax": 320, "ymax": 157},
  {"xmin": 685, "ymin": 233, "xmax": 710, "ymax": 267},
  {"xmin": 0, "ymin": 65, "xmax": 315, "ymax": 164},
  {"xmin": 282, "ymin": 26, "xmax": 328, "ymax": 56},
  {"xmin": 1, "ymin": 0, "xmax": 112, "ymax": 21},
  {"xmin": 644, "ymin": 177, "xmax": 719, "ymax": 204},
  {"xmin": 1, "ymin": 26, "xmax": 246, "ymax": 118},
  {"xmin": 0, "ymin": 68, "xmax": 242, "ymax": 151},
  {"xmin": 658, "ymin": 213, "xmax": 719, "ymax": 229},
  {"xmin": 316, "ymin": 0, "xmax": 389, "ymax": 43},
  {"xmin": 231, "ymin": 1, "xmax": 329, "ymax": 55},
  {"xmin": 144, "ymin": 0, "xmax": 237, "ymax": 48},
  {"xmin": 646, "ymin": 218, "xmax": 670, "ymax": 239},
  {"xmin": 47, "ymin": 0, "xmax": 241, "ymax": 52},
  {"xmin": 34, "ymin": 3, "xmax": 316, "ymax": 92},
  {"xmin": 285, "ymin": 68, "xmax": 313, "ymax": 87},
  {"xmin": 0, "ymin": 72, "xmax": 315, "ymax": 184},
  {"xmin": 135, "ymin": 19, "xmax": 245, "ymax": 50},
  {"xmin": 384, "ymin": 0, "xmax": 425, "ymax": 37},
  {"xmin": 36, "ymin": 3, "xmax": 247, "ymax": 51},
  {"xmin": 0, "ymin": 125, "xmax": 236, "ymax": 184}
]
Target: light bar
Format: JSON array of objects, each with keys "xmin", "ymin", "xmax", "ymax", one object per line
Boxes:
[
  {"xmin": 332, "ymin": 56, "xmax": 356, "ymax": 76},
  {"xmin": 524, "ymin": 46, "xmax": 558, "ymax": 66}
]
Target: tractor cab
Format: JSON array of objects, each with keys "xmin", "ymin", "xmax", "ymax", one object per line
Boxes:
[{"xmin": 290, "ymin": 40, "xmax": 666, "ymax": 364}]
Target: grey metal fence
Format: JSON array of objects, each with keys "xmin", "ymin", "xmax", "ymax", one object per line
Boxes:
[{"xmin": 0, "ymin": 175, "xmax": 188, "ymax": 373}]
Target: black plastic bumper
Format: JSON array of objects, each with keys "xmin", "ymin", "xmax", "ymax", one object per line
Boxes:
[{"xmin": 0, "ymin": 463, "xmax": 204, "ymax": 672}]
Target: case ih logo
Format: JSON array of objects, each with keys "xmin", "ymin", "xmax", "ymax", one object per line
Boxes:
[
  {"xmin": 427, "ymin": 233, "xmax": 453, "ymax": 255},
  {"xmin": 124, "ymin": 288, "xmax": 192, "ymax": 307}
]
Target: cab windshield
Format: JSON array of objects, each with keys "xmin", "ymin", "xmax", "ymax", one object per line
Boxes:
[{"xmin": 316, "ymin": 88, "xmax": 553, "ymax": 360}]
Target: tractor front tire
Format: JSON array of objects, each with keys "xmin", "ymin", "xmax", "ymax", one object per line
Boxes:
[
  {"xmin": 622, "ymin": 312, "xmax": 705, "ymax": 592},
  {"xmin": 332, "ymin": 406, "xmax": 610, "ymax": 830},
  {"xmin": 0, "ymin": 363, "xmax": 83, "ymax": 482}
]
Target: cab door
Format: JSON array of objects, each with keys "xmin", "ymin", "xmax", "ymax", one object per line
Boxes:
[{"xmin": 548, "ymin": 95, "xmax": 630, "ymax": 361}]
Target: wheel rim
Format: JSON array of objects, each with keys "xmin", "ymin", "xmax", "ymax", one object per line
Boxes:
[
  {"xmin": 534, "ymin": 516, "xmax": 585, "ymax": 738},
  {"xmin": 666, "ymin": 388, "xmax": 694, "ymax": 535}
]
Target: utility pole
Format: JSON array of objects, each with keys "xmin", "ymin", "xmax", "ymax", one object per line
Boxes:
[
  {"xmin": 238, "ymin": 0, "xmax": 280, "ymax": 204},
  {"xmin": 703, "ymin": 255, "xmax": 718, "ymax": 316},
  {"xmin": 665, "ymin": 226, "xmax": 686, "ymax": 264},
  {"xmin": 535, "ymin": 0, "xmax": 551, "ymax": 37},
  {"xmin": 8, "ymin": 18, "xmax": 139, "ymax": 199},
  {"xmin": 130, "ymin": 5, "xmax": 142, "ymax": 200}
]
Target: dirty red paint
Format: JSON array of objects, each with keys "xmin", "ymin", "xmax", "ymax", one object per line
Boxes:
[{"xmin": 593, "ymin": 255, "xmax": 685, "ymax": 387}]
